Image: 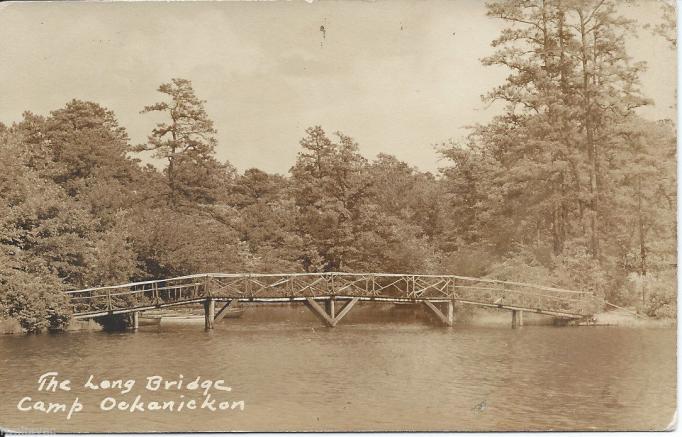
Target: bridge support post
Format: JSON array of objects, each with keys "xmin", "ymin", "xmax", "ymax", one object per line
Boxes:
[
  {"xmin": 305, "ymin": 297, "xmax": 334, "ymax": 327},
  {"xmin": 512, "ymin": 309, "xmax": 522, "ymax": 329},
  {"xmin": 305, "ymin": 297, "xmax": 358, "ymax": 327},
  {"xmin": 424, "ymin": 300, "xmax": 454, "ymax": 327},
  {"xmin": 204, "ymin": 298, "xmax": 215, "ymax": 330},
  {"xmin": 132, "ymin": 311, "xmax": 139, "ymax": 330},
  {"xmin": 333, "ymin": 298, "xmax": 359, "ymax": 327},
  {"xmin": 214, "ymin": 299, "xmax": 238, "ymax": 323}
]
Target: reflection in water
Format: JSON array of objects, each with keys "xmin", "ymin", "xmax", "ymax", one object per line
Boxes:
[{"xmin": 0, "ymin": 304, "xmax": 675, "ymax": 432}]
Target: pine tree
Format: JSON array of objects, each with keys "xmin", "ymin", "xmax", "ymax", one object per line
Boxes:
[
  {"xmin": 290, "ymin": 126, "xmax": 370, "ymax": 271},
  {"xmin": 138, "ymin": 78, "xmax": 219, "ymax": 207}
]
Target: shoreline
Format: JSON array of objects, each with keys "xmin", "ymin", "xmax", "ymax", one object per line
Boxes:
[
  {"xmin": 0, "ymin": 318, "xmax": 102, "ymax": 336},
  {"xmin": 0, "ymin": 306, "xmax": 674, "ymax": 335}
]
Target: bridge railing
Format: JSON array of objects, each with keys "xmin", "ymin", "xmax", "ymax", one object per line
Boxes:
[
  {"xmin": 208, "ymin": 273, "xmax": 601, "ymax": 316},
  {"xmin": 65, "ymin": 272, "xmax": 603, "ymax": 318},
  {"xmin": 66, "ymin": 275, "xmax": 211, "ymax": 317}
]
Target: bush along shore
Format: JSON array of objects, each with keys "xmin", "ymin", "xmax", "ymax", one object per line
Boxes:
[{"xmin": 0, "ymin": 317, "xmax": 102, "ymax": 335}]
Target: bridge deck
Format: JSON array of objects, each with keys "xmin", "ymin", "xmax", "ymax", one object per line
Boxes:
[{"xmin": 65, "ymin": 272, "xmax": 602, "ymax": 321}]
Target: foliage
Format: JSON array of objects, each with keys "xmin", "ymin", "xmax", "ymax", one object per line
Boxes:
[
  {"xmin": 127, "ymin": 205, "xmax": 243, "ymax": 278},
  {"xmin": 436, "ymin": 0, "xmax": 675, "ymax": 316},
  {"xmin": 0, "ymin": 33, "xmax": 677, "ymax": 335},
  {"xmin": 0, "ymin": 264, "xmax": 70, "ymax": 333},
  {"xmin": 629, "ymin": 270, "xmax": 677, "ymax": 318},
  {"xmin": 137, "ymin": 78, "xmax": 226, "ymax": 207},
  {"xmin": 290, "ymin": 126, "xmax": 372, "ymax": 271},
  {"xmin": 646, "ymin": 1, "xmax": 676, "ymax": 49}
]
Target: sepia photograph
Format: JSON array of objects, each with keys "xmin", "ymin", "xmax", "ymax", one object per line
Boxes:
[{"xmin": 0, "ymin": 0, "xmax": 677, "ymax": 433}]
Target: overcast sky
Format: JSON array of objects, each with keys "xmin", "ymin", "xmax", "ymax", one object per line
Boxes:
[{"xmin": 0, "ymin": 1, "xmax": 675, "ymax": 174}]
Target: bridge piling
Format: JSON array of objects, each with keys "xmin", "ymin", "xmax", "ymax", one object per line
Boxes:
[
  {"xmin": 305, "ymin": 296, "xmax": 359, "ymax": 327},
  {"xmin": 511, "ymin": 309, "xmax": 524, "ymax": 329},
  {"xmin": 132, "ymin": 311, "xmax": 139, "ymax": 330},
  {"xmin": 204, "ymin": 298, "xmax": 215, "ymax": 330},
  {"xmin": 333, "ymin": 297, "xmax": 359, "ymax": 327},
  {"xmin": 447, "ymin": 300, "xmax": 454, "ymax": 326}
]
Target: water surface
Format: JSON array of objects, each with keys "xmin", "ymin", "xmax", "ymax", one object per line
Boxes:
[{"xmin": 0, "ymin": 304, "xmax": 675, "ymax": 432}]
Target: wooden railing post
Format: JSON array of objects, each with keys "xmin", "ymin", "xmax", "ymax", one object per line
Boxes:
[
  {"xmin": 205, "ymin": 275, "xmax": 212, "ymax": 298},
  {"xmin": 106, "ymin": 289, "xmax": 112, "ymax": 311}
]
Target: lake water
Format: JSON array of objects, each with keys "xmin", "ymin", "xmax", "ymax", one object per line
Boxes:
[{"xmin": 0, "ymin": 304, "xmax": 676, "ymax": 432}]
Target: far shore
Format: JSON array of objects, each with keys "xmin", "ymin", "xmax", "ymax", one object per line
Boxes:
[{"xmin": 458, "ymin": 307, "xmax": 675, "ymax": 328}]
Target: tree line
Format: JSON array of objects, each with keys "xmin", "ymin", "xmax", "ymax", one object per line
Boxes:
[{"xmin": 0, "ymin": 0, "xmax": 675, "ymax": 332}]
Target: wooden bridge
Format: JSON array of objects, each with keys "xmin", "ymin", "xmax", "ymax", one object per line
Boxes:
[{"xmin": 65, "ymin": 272, "xmax": 603, "ymax": 329}]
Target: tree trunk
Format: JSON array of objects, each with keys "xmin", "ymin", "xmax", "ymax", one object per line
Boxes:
[{"xmin": 579, "ymin": 9, "xmax": 600, "ymax": 261}]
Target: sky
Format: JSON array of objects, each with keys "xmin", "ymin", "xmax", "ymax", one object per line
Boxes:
[{"xmin": 0, "ymin": 0, "xmax": 676, "ymax": 174}]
